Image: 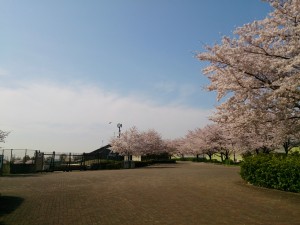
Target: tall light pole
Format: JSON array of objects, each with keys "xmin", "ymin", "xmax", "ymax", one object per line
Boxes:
[
  {"xmin": 117, "ymin": 123, "xmax": 122, "ymax": 138},
  {"xmin": 117, "ymin": 122, "xmax": 129, "ymax": 166}
]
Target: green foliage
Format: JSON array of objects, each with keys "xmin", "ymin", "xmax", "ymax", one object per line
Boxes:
[
  {"xmin": 142, "ymin": 152, "xmax": 171, "ymax": 161},
  {"xmin": 192, "ymin": 158, "xmax": 218, "ymax": 163},
  {"xmin": 134, "ymin": 161, "xmax": 153, "ymax": 168},
  {"xmin": 223, "ymin": 159, "xmax": 235, "ymax": 165},
  {"xmin": 90, "ymin": 161, "xmax": 122, "ymax": 170},
  {"xmin": 240, "ymin": 154, "xmax": 300, "ymax": 192},
  {"xmin": 192, "ymin": 158, "xmax": 208, "ymax": 162},
  {"xmin": 191, "ymin": 157, "xmax": 240, "ymax": 166},
  {"xmin": 105, "ymin": 162, "xmax": 122, "ymax": 169},
  {"xmin": 152, "ymin": 159, "xmax": 176, "ymax": 164},
  {"xmin": 175, "ymin": 157, "xmax": 195, "ymax": 161},
  {"xmin": 1, "ymin": 163, "xmax": 10, "ymax": 175}
]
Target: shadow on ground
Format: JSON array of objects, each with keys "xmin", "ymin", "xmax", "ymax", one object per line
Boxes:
[
  {"xmin": 1, "ymin": 174, "xmax": 41, "ymax": 178},
  {"xmin": 144, "ymin": 166, "xmax": 178, "ymax": 169},
  {"xmin": 0, "ymin": 196, "xmax": 24, "ymax": 216}
]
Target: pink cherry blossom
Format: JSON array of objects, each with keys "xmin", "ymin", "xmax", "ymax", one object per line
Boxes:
[{"xmin": 196, "ymin": 0, "xmax": 300, "ymax": 154}]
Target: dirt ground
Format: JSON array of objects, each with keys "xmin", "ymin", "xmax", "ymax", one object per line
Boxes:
[{"xmin": 0, "ymin": 161, "xmax": 299, "ymax": 225}]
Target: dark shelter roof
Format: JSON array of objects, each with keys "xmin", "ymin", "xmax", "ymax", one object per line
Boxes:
[
  {"xmin": 88, "ymin": 144, "xmax": 112, "ymax": 156},
  {"xmin": 87, "ymin": 144, "xmax": 122, "ymax": 160}
]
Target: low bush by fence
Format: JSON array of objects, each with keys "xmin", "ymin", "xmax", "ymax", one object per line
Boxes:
[
  {"xmin": 90, "ymin": 161, "xmax": 123, "ymax": 170},
  {"xmin": 10, "ymin": 164, "xmax": 36, "ymax": 174},
  {"xmin": 240, "ymin": 153, "xmax": 300, "ymax": 193},
  {"xmin": 176, "ymin": 157, "xmax": 239, "ymax": 165}
]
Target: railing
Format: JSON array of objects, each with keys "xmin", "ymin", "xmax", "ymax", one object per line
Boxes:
[{"xmin": 0, "ymin": 149, "xmax": 123, "ymax": 174}]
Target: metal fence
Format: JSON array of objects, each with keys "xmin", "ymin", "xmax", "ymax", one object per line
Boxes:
[
  {"xmin": 0, "ymin": 149, "xmax": 39, "ymax": 174},
  {"xmin": 0, "ymin": 148, "xmax": 123, "ymax": 175},
  {"xmin": 43, "ymin": 152, "xmax": 85, "ymax": 172}
]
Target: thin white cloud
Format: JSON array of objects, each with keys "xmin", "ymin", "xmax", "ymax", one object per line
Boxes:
[
  {"xmin": 178, "ymin": 84, "xmax": 197, "ymax": 98},
  {"xmin": 154, "ymin": 81, "xmax": 177, "ymax": 93},
  {"xmin": 0, "ymin": 68, "xmax": 10, "ymax": 77},
  {"xmin": 153, "ymin": 81, "xmax": 199, "ymax": 105},
  {"xmin": 0, "ymin": 82, "xmax": 212, "ymax": 153}
]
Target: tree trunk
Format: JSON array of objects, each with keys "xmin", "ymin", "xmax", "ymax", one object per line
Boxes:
[
  {"xmin": 208, "ymin": 154, "xmax": 212, "ymax": 161},
  {"xmin": 220, "ymin": 153, "xmax": 224, "ymax": 162},
  {"xmin": 262, "ymin": 146, "xmax": 270, "ymax": 154},
  {"xmin": 224, "ymin": 150, "xmax": 230, "ymax": 160},
  {"xmin": 283, "ymin": 139, "xmax": 290, "ymax": 156}
]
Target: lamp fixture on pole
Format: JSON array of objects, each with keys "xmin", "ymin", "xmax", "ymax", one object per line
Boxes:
[{"xmin": 117, "ymin": 123, "xmax": 122, "ymax": 138}]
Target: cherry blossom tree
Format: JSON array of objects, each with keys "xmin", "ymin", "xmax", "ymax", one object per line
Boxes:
[
  {"xmin": 110, "ymin": 126, "xmax": 142, "ymax": 159},
  {"xmin": 185, "ymin": 127, "xmax": 219, "ymax": 160},
  {"xmin": 183, "ymin": 124, "xmax": 231, "ymax": 161},
  {"xmin": 197, "ymin": 0, "xmax": 300, "ymax": 130},
  {"xmin": 139, "ymin": 129, "xmax": 164, "ymax": 155},
  {"xmin": 165, "ymin": 137, "xmax": 188, "ymax": 158},
  {"xmin": 273, "ymin": 120, "xmax": 300, "ymax": 155},
  {"xmin": 110, "ymin": 127, "xmax": 166, "ymax": 159},
  {"xmin": 163, "ymin": 138, "xmax": 183, "ymax": 157},
  {"xmin": 204, "ymin": 124, "xmax": 235, "ymax": 161},
  {"xmin": 184, "ymin": 129, "xmax": 204, "ymax": 158},
  {"xmin": 196, "ymin": 0, "xmax": 300, "ymax": 154}
]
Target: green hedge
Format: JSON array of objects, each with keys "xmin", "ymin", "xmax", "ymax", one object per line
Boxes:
[
  {"xmin": 240, "ymin": 153, "xmax": 300, "ymax": 192},
  {"xmin": 191, "ymin": 157, "xmax": 240, "ymax": 165},
  {"xmin": 134, "ymin": 161, "xmax": 153, "ymax": 168},
  {"xmin": 90, "ymin": 161, "xmax": 122, "ymax": 170},
  {"xmin": 151, "ymin": 159, "xmax": 176, "ymax": 164}
]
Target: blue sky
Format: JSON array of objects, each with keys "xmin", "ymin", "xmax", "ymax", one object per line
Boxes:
[{"xmin": 0, "ymin": 0, "xmax": 271, "ymax": 152}]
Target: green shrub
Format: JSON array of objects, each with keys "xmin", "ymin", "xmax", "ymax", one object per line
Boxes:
[
  {"xmin": 209, "ymin": 159, "xmax": 222, "ymax": 164},
  {"xmin": 90, "ymin": 161, "xmax": 122, "ymax": 170},
  {"xmin": 134, "ymin": 161, "xmax": 153, "ymax": 168},
  {"xmin": 175, "ymin": 157, "xmax": 194, "ymax": 161},
  {"xmin": 192, "ymin": 158, "xmax": 208, "ymax": 162},
  {"xmin": 1, "ymin": 164, "xmax": 10, "ymax": 175},
  {"xmin": 240, "ymin": 154, "xmax": 300, "ymax": 192},
  {"xmin": 151, "ymin": 159, "xmax": 176, "ymax": 164},
  {"xmin": 223, "ymin": 159, "xmax": 235, "ymax": 165},
  {"xmin": 105, "ymin": 162, "xmax": 122, "ymax": 169}
]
